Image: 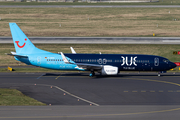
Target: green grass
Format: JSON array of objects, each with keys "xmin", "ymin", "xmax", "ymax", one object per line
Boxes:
[
  {"xmin": 0, "ymin": 88, "xmax": 46, "ymax": 105},
  {"xmin": 169, "ymin": 66, "xmax": 180, "ymax": 72},
  {"xmin": 1, "ymin": 7, "xmax": 180, "ymax": 37},
  {"xmin": 0, "ymin": 0, "xmax": 180, "ymax": 5}
]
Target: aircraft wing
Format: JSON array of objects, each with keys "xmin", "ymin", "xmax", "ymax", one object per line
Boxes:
[
  {"xmin": 75, "ymin": 63, "xmax": 102, "ymax": 70},
  {"xmin": 61, "ymin": 52, "xmax": 102, "ymax": 70}
]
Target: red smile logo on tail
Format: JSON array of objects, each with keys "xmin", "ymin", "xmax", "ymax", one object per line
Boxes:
[{"xmin": 15, "ymin": 38, "xmax": 27, "ymax": 48}]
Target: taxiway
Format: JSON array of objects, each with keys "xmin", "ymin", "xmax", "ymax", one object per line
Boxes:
[{"xmin": 1, "ymin": 72, "xmax": 180, "ymax": 119}]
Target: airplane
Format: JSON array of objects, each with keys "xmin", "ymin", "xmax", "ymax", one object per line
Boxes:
[{"xmin": 8, "ymin": 23, "xmax": 176, "ymax": 77}]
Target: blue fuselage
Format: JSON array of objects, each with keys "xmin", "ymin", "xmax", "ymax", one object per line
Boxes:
[
  {"xmin": 9, "ymin": 23, "xmax": 177, "ymax": 76},
  {"xmin": 15, "ymin": 53, "xmax": 176, "ymax": 72}
]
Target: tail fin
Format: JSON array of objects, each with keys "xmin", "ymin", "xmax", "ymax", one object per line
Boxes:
[{"xmin": 9, "ymin": 23, "xmax": 37, "ymax": 54}]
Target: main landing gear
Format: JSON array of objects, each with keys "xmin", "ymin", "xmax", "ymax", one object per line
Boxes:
[
  {"xmin": 158, "ymin": 71, "xmax": 166, "ymax": 77},
  {"xmin": 89, "ymin": 71, "xmax": 95, "ymax": 77}
]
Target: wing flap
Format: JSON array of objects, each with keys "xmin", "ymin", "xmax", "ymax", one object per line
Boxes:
[{"xmin": 75, "ymin": 63, "xmax": 102, "ymax": 70}]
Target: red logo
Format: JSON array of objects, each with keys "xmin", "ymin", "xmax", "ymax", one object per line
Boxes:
[
  {"xmin": 15, "ymin": 38, "xmax": 27, "ymax": 48},
  {"xmin": 178, "ymin": 51, "xmax": 180, "ymax": 55},
  {"xmin": 174, "ymin": 62, "xmax": 180, "ymax": 66}
]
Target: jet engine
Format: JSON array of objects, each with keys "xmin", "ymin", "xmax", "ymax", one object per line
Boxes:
[{"xmin": 101, "ymin": 65, "xmax": 118, "ymax": 75}]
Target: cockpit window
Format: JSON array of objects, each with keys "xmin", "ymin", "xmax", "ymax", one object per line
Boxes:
[{"xmin": 163, "ymin": 59, "xmax": 169, "ymax": 63}]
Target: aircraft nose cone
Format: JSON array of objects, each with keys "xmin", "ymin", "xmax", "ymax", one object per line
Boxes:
[
  {"xmin": 173, "ymin": 62, "xmax": 177, "ymax": 68},
  {"xmin": 170, "ymin": 62, "xmax": 177, "ymax": 69}
]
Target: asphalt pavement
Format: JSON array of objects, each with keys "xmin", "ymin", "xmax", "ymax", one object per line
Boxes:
[
  {"xmin": 1, "ymin": 5, "xmax": 180, "ymax": 8},
  {"xmin": 1, "ymin": 72, "xmax": 180, "ymax": 119},
  {"xmin": 1, "ymin": 37, "xmax": 180, "ymax": 44}
]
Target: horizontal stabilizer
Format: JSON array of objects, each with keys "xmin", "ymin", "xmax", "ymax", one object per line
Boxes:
[{"xmin": 6, "ymin": 52, "xmax": 28, "ymax": 58}]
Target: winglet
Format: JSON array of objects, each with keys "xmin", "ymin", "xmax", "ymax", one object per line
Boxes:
[
  {"xmin": 70, "ymin": 47, "xmax": 76, "ymax": 54},
  {"xmin": 60, "ymin": 52, "xmax": 70, "ymax": 64}
]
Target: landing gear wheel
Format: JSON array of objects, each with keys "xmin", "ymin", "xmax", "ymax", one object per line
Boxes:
[{"xmin": 158, "ymin": 72, "xmax": 161, "ymax": 77}]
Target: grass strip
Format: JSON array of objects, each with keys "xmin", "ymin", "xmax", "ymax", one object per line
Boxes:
[
  {"xmin": 0, "ymin": 88, "xmax": 46, "ymax": 106},
  {"xmin": 0, "ymin": 0, "xmax": 180, "ymax": 5},
  {"xmin": 1, "ymin": 7, "xmax": 180, "ymax": 37}
]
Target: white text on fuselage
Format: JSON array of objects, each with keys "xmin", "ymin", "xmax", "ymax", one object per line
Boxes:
[
  {"xmin": 106, "ymin": 70, "xmax": 116, "ymax": 72},
  {"xmin": 121, "ymin": 56, "xmax": 137, "ymax": 66}
]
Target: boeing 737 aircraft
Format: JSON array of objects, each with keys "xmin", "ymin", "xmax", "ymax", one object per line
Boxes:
[{"xmin": 8, "ymin": 23, "xmax": 176, "ymax": 77}]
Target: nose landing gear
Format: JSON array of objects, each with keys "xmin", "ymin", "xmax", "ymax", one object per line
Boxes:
[{"xmin": 158, "ymin": 71, "xmax": 166, "ymax": 77}]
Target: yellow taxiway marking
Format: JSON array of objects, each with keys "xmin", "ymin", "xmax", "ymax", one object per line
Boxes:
[
  {"xmin": 121, "ymin": 78, "xmax": 180, "ymax": 88},
  {"xmin": 132, "ymin": 90, "xmax": 137, "ymax": 92},
  {"xmin": 1, "ymin": 76, "xmax": 180, "ymax": 118},
  {"xmin": 0, "ymin": 107, "xmax": 180, "ymax": 119},
  {"xmin": 123, "ymin": 91, "xmax": 129, "ymax": 92},
  {"xmin": 159, "ymin": 90, "xmax": 164, "ymax": 92},
  {"xmin": 123, "ymin": 90, "xmax": 180, "ymax": 93},
  {"xmin": 168, "ymin": 90, "xmax": 173, "ymax": 92},
  {"xmin": 55, "ymin": 75, "xmax": 61, "ymax": 79}
]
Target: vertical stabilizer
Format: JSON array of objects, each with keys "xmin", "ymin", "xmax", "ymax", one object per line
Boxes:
[{"xmin": 9, "ymin": 23, "xmax": 36, "ymax": 54}]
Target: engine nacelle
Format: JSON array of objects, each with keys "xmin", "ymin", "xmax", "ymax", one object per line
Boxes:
[{"xmin": 101, "ymin": 65, "xmax": 118, "ymax": 75}]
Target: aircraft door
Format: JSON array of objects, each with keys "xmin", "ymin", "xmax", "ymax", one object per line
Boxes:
[
  {"xmin": 154, "ymin": 58, "xmax": 159, "ymax": 66},
  {"xmin": 103, "ymin": 59, "xmax": 107, "ymax": 64},
  {"xmin": 37, "ymin": 56, "xmax": 41, "ymax": 65},
  {"xmin": 98, "ymin": 58, "xmax": 102, "ymax": 64}
]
